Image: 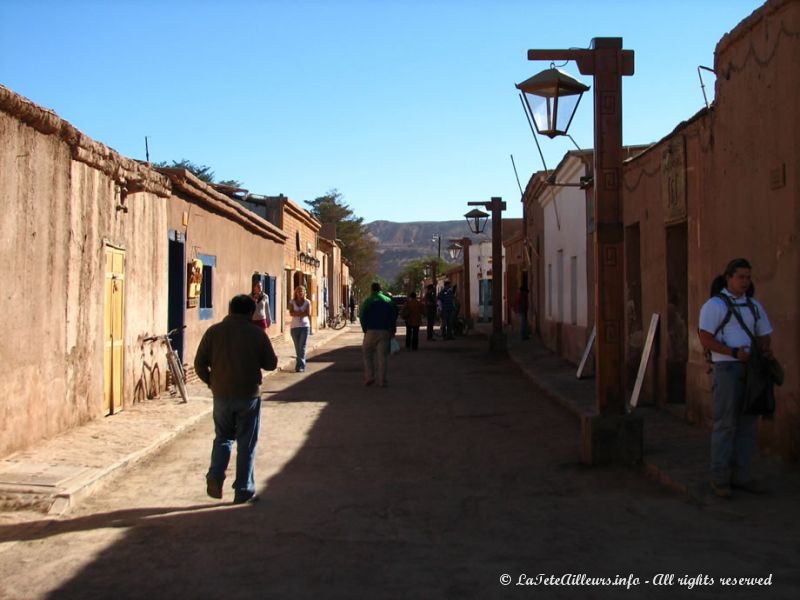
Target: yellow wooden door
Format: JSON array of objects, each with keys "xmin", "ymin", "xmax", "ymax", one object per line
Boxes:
[{"xmin": 104, "ymin": 247, "xmax": 125, "ymax": 415}]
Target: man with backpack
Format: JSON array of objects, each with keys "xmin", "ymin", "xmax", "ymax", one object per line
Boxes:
[{"xmin": 698, "ymin": 258, "xmax": 773, "ymax": 498}]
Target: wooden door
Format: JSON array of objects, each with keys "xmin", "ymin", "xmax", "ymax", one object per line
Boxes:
[{"xmin": 104, "ymin": 246, "xmax": 125, "ymax": 415}]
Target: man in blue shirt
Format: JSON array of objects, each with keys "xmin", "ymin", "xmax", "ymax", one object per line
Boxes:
[{"xmin": 438, "ymin": 281, "xmax": 456, "ymax": 340}]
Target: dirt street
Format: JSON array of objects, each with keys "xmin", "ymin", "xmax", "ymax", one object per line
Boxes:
[{"xmin": 0, "ymin": 330, "xmax": 797, "ymax": 599}]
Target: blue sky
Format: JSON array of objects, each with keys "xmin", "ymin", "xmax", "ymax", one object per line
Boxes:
[{"xmin": 1, "ymin": 0, "xmax": 764, "ymax": 223}]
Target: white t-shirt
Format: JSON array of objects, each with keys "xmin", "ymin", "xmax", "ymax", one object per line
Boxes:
[
  {"xmin": 252, "ymin": 293, "xmax": 270, "ymax": 324},
  {"xmin": 290, "ymin": 299, "xmax": 311, "ymax": 329},
  {"xmin": 698, "ymin": 289, "xmax": 772, "ymax": 362}
]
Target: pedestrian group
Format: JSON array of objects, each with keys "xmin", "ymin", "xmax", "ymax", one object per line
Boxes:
[{"xmin": 192, "ymin": 255, "xmax": 782, "ymax": 510}]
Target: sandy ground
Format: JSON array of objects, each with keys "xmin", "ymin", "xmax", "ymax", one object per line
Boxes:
[{"xmin": 0, "ymin": 330, "xmax": 798, "ymax": 599}]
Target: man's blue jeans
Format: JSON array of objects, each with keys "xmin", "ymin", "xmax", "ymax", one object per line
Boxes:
[
  {"xmin": 291, "ymin": 326, "xmax": 310, "ymax": 371},
  {"xmin": 208, "ymin": 396, "xmax": 261, "ymax": 497},
  {"xmin": 711, "ymin": 362, "xmax": 757, "ymax": 485},
  {"xmin": 441, "ymin": 309, "xmax": 454, "ymax": 339}
]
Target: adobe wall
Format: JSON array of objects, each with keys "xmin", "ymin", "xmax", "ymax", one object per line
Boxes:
[
  {"xmin": 0, "ymin": 92, "xmax": 169, "ymax": 457},
  {"xmin": 622, "ymin": 114, "xmax": 712, "ymax": 406},
  {"xmin": 504, "ymin": 236, "xmax": 525, "ymax": 329},
  {"xmin": 166, "ymin": 189, "xmax": 285, "ymax": 369},
  {"xmin": 705, "ymin": 0, "xmax": 800, "ymax": 458},
  {"xmin": 622, "ymin": 0, "xmax": 799, "ymax": 459},
  {"xmin": 70, "ymin": 162, "xmax": 169, "ymax": 417},
  {"xmin": 523, "ymin": 181, "xmax": 546, "ymax": 338},
  {"xmin": 281, "ymin": 202, "xmax": 321, "ymax": 338}
]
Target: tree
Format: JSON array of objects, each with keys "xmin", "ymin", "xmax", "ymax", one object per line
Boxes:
[
  {"xmin": 153, "ymin": 159, "xmax": 241, "ymax": 188},
  {"xmin": 217, "ymin": 179, "xmax": 243, "ymax": 188},
  {"xmin": 390, "ymin": 256, "xmax": 449, "ymax": 295},
  {"xmin": 153, "ymin": 159, "xmax": 215, "ymax": 182},
  {"xmin": 305, "ymin": 190, "xmax": 378, "ymax": 297}
]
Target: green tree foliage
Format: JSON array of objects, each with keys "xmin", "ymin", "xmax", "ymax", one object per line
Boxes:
[
  {"xmin": 217, "ymin": 179, "xmax": 244, "ymax": 188},
  {"xmin": 305, "ymin": 190, "xmax": 378, "ymax": 296},
  {"xmin": 390, "ymin": 256, "xmax": 450, "ymax": 295},
  {"xmin": 153, "ymin": 159, "xmax": 215, "ymax": 182},
  {"xmin": 154, "ymin": 159, "xmax": 241, "ymax": 188}
]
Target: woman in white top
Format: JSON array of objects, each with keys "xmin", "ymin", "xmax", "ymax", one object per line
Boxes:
[
  {"xmin": 289, "ymin": 285, "xmax": 311, "ymax": 372},
  {"xmin": 251, "ymin": 281, "xmax": 271, "ymax": 332}
]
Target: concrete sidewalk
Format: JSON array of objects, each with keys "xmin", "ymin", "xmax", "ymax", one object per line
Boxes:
[
  {"xmin": 0, "ymin": 323, "xmax": 354, "ymax": 516},
  {"xmin": 493, "ymin": 324, "xmax": 800, "ymax": 504}
]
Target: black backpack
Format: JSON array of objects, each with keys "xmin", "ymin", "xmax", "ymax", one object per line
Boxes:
[{"xmin": 703, "ymin": 293, "xmax": 760, "ymax": 366}]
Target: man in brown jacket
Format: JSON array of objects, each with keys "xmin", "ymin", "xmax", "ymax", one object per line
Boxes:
[
  {"xmin": 195, "ymin": 294, "xmax": 278, "ymax": 504},
  {"xmin": 401, "ymin": 291, "xmax": 424, "ymax": 351}
]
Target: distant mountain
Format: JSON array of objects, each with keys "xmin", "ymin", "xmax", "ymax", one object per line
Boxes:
[{"xmin": 366, "ymin": 220, "xmax": 491, "ymax": 282}]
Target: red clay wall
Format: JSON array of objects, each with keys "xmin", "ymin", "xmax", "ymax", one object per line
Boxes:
[{"xmin": 623, "ymin": 0, "xmax": 800, "ymax": 459}]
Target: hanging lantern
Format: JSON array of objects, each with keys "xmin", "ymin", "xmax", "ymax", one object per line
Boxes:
[
  {"xmin": 516, "ymin": 67, "xmax": 589, "ymax": 138},
  {"xmin": 464, "ymin": 208, "xmax": 489, "ymax": 234}
]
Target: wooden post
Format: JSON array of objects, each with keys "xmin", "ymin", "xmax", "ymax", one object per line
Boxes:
[
  {"xmin": 461, "ymin": 237, "xmax": 472, "ymax": 323},
  {"xmin": 528, "ymin": 38, "xmax": 634, "ymax": 415},
  {"xmin": 527, "ymin": 40, "xmax": 640, "ymax": 465},
  {"xmin": 489, "ymin": 197, "xmax": 507, "ymax": 353}
]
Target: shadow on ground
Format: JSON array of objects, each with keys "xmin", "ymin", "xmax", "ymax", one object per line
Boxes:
[{"xmin": 39, "ymin": 333, "xmax": 800, "ymax": 599}]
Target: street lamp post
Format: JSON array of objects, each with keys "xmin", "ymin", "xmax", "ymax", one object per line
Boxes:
[
  {"xmin": 521, "ymin": 38, "xmax": 640, "ymax": 464},
  {"xmin": 448, "ymin": 238, "xmax": 472, "ymax": 327},
  {"xmin": 431, "ymin": 233, "xmax": 442, "ymax": 287},
  {"xmin": 466, "ymin": 197, "xmax": 506, "ymax": 354}
]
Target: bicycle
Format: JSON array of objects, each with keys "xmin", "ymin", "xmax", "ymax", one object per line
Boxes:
[
  {"xmin": 454, "ymin": 315, "xmax": 471, "ymax": 336},
  {"xmin": 326, "ymin": 305, "xmax": 349, "ymax": 330},
  {"xmin": 134, "ymin": 336, "xmax": 162, "ymax": 403},
  {"xmin": 143, "ymin": 327, "xmax": 188, "ymax": 403}
]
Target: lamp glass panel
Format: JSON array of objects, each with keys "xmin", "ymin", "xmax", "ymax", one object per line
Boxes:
[
  {"xmin": 555, "ymin": 89, "xmax": 581, "ymax": 133},
  {"xmin": 525, "ymin": 91, "xmax": 554, "ymax": 135}
]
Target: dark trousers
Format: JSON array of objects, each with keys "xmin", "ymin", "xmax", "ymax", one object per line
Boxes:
[
  {"xmin": 441, "ymin": 309, "xmax": 454, "ymax": 339},
  {"xmin": 405, "ymin": 325, "xmax": 419, "ymax": 350},
  {"xmin": 426, "ymin": 308, "xmax": 436, "ymax": 340}
]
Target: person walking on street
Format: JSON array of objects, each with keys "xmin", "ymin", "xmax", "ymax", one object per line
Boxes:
[
  {"xmin": 438, "ymin": 280, "xmax": 456, "ymax": 340},
  {"xmin": 289, "ymin": 285, "xmax": 311, "ymax": 372},
  {"xmin": 349, "ymin": 294, "xmax": 356, "ymax": 323},
  {"xmin": 359, "ymin": 282, "xmax": 397, "ymax": 387},
  {"xmin": 424, "ymin": 284, "xmax": 437, "ymax": 341},
  {"xmin": 698, "ymin": 258, "xmax": 773, "ymax": 499},
  {"xmin": 250, "ymin": 280, "xmax": 271, "ymax": 333},
  {"xmin": 401, "ymin": 291, "xmax": 423, "ymax": 351},
  {"xmin": 195, "ymin": 294, "xmax": 278, "ymax": 504}
]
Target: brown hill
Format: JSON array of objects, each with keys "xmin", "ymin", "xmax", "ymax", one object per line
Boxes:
[{"xmin": 366, "ymin": 219, "xmax": 522, "ymax": 282}]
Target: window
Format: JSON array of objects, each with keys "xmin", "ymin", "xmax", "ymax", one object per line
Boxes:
[
  {"xmin": 547, "ymin": 263, "xmax": 553, "ymax": 318},
  {"xmin": 198, "ymin": 254, "xmax": 216, "ymax": 320},
  {"xmin": 268, "ymin": 276, "xmax": 277, "ymax": 323},
  {"xmin": 254, "ymin": 272, "xmax": 277, "ymax": 324}
]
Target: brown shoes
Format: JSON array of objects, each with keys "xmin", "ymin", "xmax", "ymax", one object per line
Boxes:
[
  {"xmin": 206, "ymin": 475, "xmax": 223, "ymax": 499},
  {"xmin": 710, "ymin": 481, "xmax": 733, "ymax": 498},
  {"xmin": 732, "ymin": 479, "xmax": 767, "ymax": 494}
]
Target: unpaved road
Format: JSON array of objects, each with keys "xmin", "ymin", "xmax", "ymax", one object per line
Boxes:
[{"xmin": 0, "ymin": 330, "xmax": 798, "ymax": 599}]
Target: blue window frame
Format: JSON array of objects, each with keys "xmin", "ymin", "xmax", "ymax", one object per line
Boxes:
[
  {"xmin": 199, "ymin": 254, "xmax": 216, "ymax": 320},
  {"xmin": 267, "ymin": 276, "xmax": 277, "ymax": 323}
]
